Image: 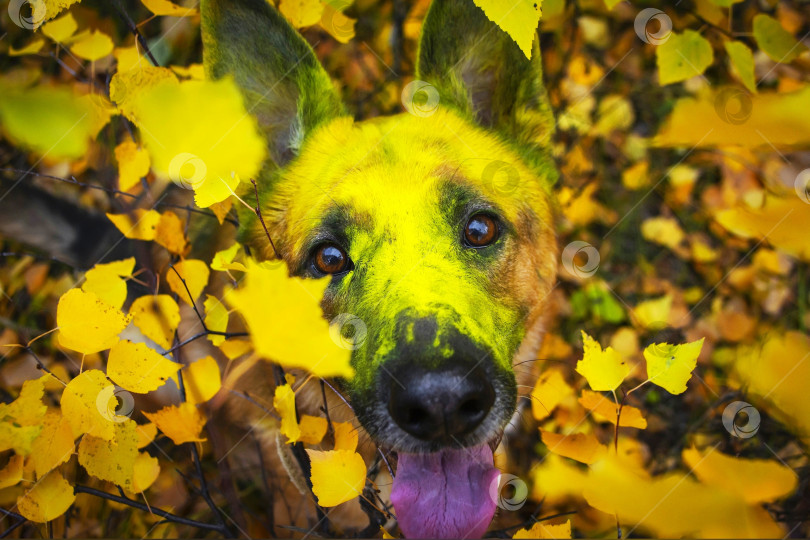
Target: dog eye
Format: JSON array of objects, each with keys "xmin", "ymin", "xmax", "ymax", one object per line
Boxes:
[
  {"xmin": 463, "ymin": 213, "xmax": 499, "ymax": 248},
  {"xmin": 312, "ymin": 243, "xmax": 351, "ymax": 275}
]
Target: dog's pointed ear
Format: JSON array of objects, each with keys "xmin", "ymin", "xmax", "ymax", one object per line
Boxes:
[
  {"xmin": 416, "ymin": 0, "xmax": 555, "ymax": 171},
  {"xmin": 201, "ymin": 0, "xmax": 346, "ymax": 166}
]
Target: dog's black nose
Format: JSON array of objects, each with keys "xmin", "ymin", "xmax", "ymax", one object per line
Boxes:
[{"xmin": 388, "ymin": 363, "xmax": 495, "ymax": 441}]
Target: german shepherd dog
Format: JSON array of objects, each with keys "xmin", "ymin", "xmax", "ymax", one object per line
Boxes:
[{"xmin": 199, "ymin": 0, "xmax": 558, "ymax": 537}]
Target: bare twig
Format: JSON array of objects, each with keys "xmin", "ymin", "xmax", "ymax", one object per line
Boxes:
[
  {"xmin": 250, "ymin": 179, "xmax": 280, "ymax": 259},
  {"xmin": 110, "ymin": 0, "xmax": 160, "ymax": 66}
]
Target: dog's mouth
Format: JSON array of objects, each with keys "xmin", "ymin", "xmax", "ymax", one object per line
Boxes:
[{"xmin": 388, "ymin": 434, "xmax": 503, "ymax": 539}]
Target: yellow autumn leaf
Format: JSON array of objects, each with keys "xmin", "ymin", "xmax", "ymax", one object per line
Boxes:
[
  {"xmin": 513, "ymin": 519, "xmax": 572, "ymax": 539},
  {"xmin": 56, "ymin": 288, "xmax": 130, "ymax": 354},
  {"xmin": 0, "ymin": 377, "xmax": 47, "ymax": 454},
  {"xmin": 78, "ymin": 419, "xmax": 139, "ymax": 491},
  {"xmin": 61, "ymin": 369, "xmax": 117, "ymax": 440},
  {"xmin": 724, "ymin": 40, "xmax": 756, "ymax": 93},
  {"xmin": 333, "ymin": 421, "xmax": 358, "ymax": 452},
  {"xmin": 81, "ymin": 258, "xmax": 135, "ymax": 310},
  {"xmin": 218, "ymin": 339, "xmax": 253, "ymax": 360},
  {"xmin": 641, "ymin": 216, "xmax": 686, "ymax": 250},
  {"xmin": 540, "ymin": 431, "xmax": 607, "ymax": 465},
  {"xmin": 143, "ymin": 402, "xmax": 207, "ymax": 445},
  {"xmin": 579, "ymin": 390, "xmax": 647, "ymax": 429},
  {"xmin": 656, "ymin": 30, "xmax": 714, "ymax": 85},
  {"xmin": 576, "ymin": 331, "xmax": 632, "ymax": 392},
  {"xmin": 41, "ymin": 12, "xmax": 77, "ymax": 42},
  {"xmin": 274, "ymin": 383, "xmax": 301, "ymax": 443},
  {"xmin": 110, "ymin": 65, "xmax": 179, "ymax": 122},
  {"xmin": 203, "ymin": 295, "xmax": 228, "ymax": 346},
  {"xmin": 472, "ymin": 0, "xmax": 542, "ymax": 59},
  {"xmin": 299, "ymin": 415, "xmax": 328, "ymax": 445},
  {"xmin": 306, "ymin": 449, "xmax": 366, "ymax": 507},
  {"xmin": 8, "ymin": 38, "xmax": 45, "ymax": 56},
  {"xmin": 30, "ymin": 410, "xmax": 75, "ymax": 477},
  {"xmin": 115, "ymin": 140, "xmax": 151, "ymax": 191},
  {"xmin": 752, "ymin": 14, "xmax": 806, "ymax": 63},
  {"xmin": 632, "ymin": 294, "xmax": 673, "ymax": 330},
  {"xmin": 106, "ymin": 209, "xmax": 161, "ymax": 241},
  {"xmin": 320, "ymin": 4, "xmax": 356, "ymax": 43},
  {"xmin": 279, "ymin": 0, "xmax": 324, "ymax": 27},
  {"xmin": 682, "ymin": 446, "xmax": 797, "ymax": 503},
  {"xmin": 136, "ymin": 422, "xmax": 158, "ymax": 449},
  {"xmin": 530, "ymin": 367, "xmax": 574, "ymax": 421},
  {"xmin": 154, "ymin": 210, "xmax": 188, "ymax": 255},
  {"xmin": 715, "ymin": 195, "xmax": 810, "ymax": 262},
  {"xmin": 16, "ymin": 470, "xmax": 76, "ymax": 523},
  {"xmin": 0, "ymin": 454, "xmax": 24, "ymax": 489},
  {"xmin": 70, "ymin": 29, "xmax": 113, "ymax": 61},
  {"xmin": 166, "ymin": 259, "xmax": 210, "ymax": 306},
  {"xmin": 129, "ymin": 294, "xmax": 181, "ymax": 350},
  {"xmin": 131, "ymin": 78, "xmax": 266, "ymax": 208},
  {"xmin": 184, "ymin": 356, "xmax": 221, "ymax": 405},
  {"xmin": 132, "ymin": 451, "xmax": 160, "ymax": 492},
  {"xmin": 227, "ymin": 259, "xmax": 353, "ymax": 378},
  {"xmin": 643, "ymin": 338, "xmax": 704, "ymax": 395},
  {"xmin": 142, "ymin": 0, "xmax": 198, "ymax": 16},
  {"xmin": 107, "ymin": 340, "xmax": 181, "ymax": 393},
  {"xmin": 211, "ymin": 243, "xmax": 247, "ymax": 272}
]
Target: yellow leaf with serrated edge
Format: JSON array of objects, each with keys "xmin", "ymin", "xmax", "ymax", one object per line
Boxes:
[
  {"xmin": 136, "ymin": 422, "xmax": 157, "ymax": 449},
  {"xmin": 166, "ymin": 259, "xmax": 210, "ymax": 306},
  {"xmin": 57, "ymin": 288, "xmax": 130, "ymax": 354},
  {"xmin": 279, "ymin": 0, "xmax": 323, "ymax": 27},
  {"xmin": 132, "ymin": 451, "xmax": 160, "ymax": 492},
  {"xmin": 204, "ymin": 295, "xmax": 228, "ymax": 346},
  {"xmin": 143, "ymin": 402, "xmax": 206, "ymax": 445},
  {"xmin": 0, "ymin": 455, "xmax": 24, "ymax": 489},
  {"xmin": 61, "ymin": 369, "xmax": 116, "ymax": 440},
  {"xmin": 724, "ymin": 41, "xmax": 756, "ymax": 93},
  {"xmin": 656, "ymin": 30, "xmax": 713, "ymax": 85},
  {"xmin": 306, "ymin": 449, "xmax": 365, "ymax": 507},
  {"xmin": 41, "ymin": 12, "xmax": 76, "ymax": 42},
  {"xmin": 129, "ymin": 294, "xmax": 180, "ymax": 350},
  {"xmin": 643, "ymin": 338, "xmax": 704, "ymax": 394},
  {"xmin": 576, "ymin": 331, "xmax": 631, "ymax": 392},
  {"xmin": 513, "ymin": 519, "xmax": 572, "ymax": 539},
  {"xmin": 333, "ymin": 421, "xmax": 358, "ymax": 452},
  {"xmin": 107, "ymin": 340, "xmax": 181, "ymax": 393},
  {"xmin": 579, "ymin": 390, "xmax": 647, "ymax": 429},
  {"xmin": 274, "ymin": 383, "xmax": 301, "ymax": 443},
  {"xmin": 110, "ymin": 66, "xmax": 178, "ymax": 122},
  {"xmin": 299, "ymin": 415, "xmax": 328, "ymax": 445},
  {"xmin": 530, "ymin": 368, "xmax": 573, "ymax": 421},
  {"xmin": 70, "ymin": 29, "xmax": 113, "ymax": 61},
  {"xmin": 540, "ymin": 431, "xmax": 607, "ymax": 465},
  {"xmin": 16, "ymin": 470, "xmax": 75, "ymax": 523},
  {"xmin": 753, "ymin": 14, "xmax": 806, "ymax": 63},
  {"xmin": 227, "ymin": 259, "xmax": 353, "ymax": 378},
  {"xmin": 81, "ymin": 258, "xmax": 136, "ymax": 310},
  {"xmin": 682, "ymin": 446, "xmax": 797, "ymax": 503},
  {"xmin": 131, "ymin": 78, "xmax": 266, "ymax": 207},
  {"xmin": 472, "ymin": 0, "xmax": 542, "ymax": 59},
  {"xmin": 141, "ymin": 0, "xmax": 198, "ymax": 16},
  {"xmin": 106, "ymin": 209, "xmax": 161, "ymax": 240},
  {"xmin": 31, "ymin": 410, "xmax": 75, "ymax": 477},
  {"xmin": 155, "ymin": 210, "xmax": 188, "ymax": 255},
  {"xmin": 115, "ymin": 140, "xmax": 150, "ymax": 191},
  {"xmin": 184, "ymin": 356, "xmax": 221, "ymax": 405},
  {"xmin": 78, "ymin": 419, "xmax": 139, "ymax": 491}
]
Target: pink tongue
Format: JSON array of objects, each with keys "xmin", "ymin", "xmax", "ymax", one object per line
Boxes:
[{"xmin": 391, "ymin": 444, "xmax": 500, "ymax": 539}]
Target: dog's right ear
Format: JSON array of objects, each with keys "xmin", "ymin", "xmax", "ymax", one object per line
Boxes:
[{"xmin": 201, "ymin": 0, "xmax": 346, "ymax": 166}]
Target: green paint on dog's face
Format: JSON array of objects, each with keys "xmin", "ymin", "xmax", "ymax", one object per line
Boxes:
[{"xmin": 256, "ymin": 109, "xmax": 557, "ymax": 450}]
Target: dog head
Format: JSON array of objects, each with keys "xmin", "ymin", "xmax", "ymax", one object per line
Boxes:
[{"xmin": 202, "ymin": 0, "xmax": 557, "ymax": 536}]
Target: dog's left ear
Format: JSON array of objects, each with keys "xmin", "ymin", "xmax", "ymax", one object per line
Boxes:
[
  {"xmin": 417, "ymin": 0, "xmax": 555, "ymax": 173},
  {"xmin": 201, "ymin": 0, "xmax": 346, "ymax": 166}
]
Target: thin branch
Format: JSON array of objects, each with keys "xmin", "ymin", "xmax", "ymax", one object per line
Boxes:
[
  {"xmin": 110, "ymin": 0, "xmax": 160, "ymax": 67},
  {"xmin": 168, "ymin": 264, "xmax": 207, "ymax": 328},
  {"xmin": 250, "ymin": 179, "xmax": 280, "ymax": 259}
]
